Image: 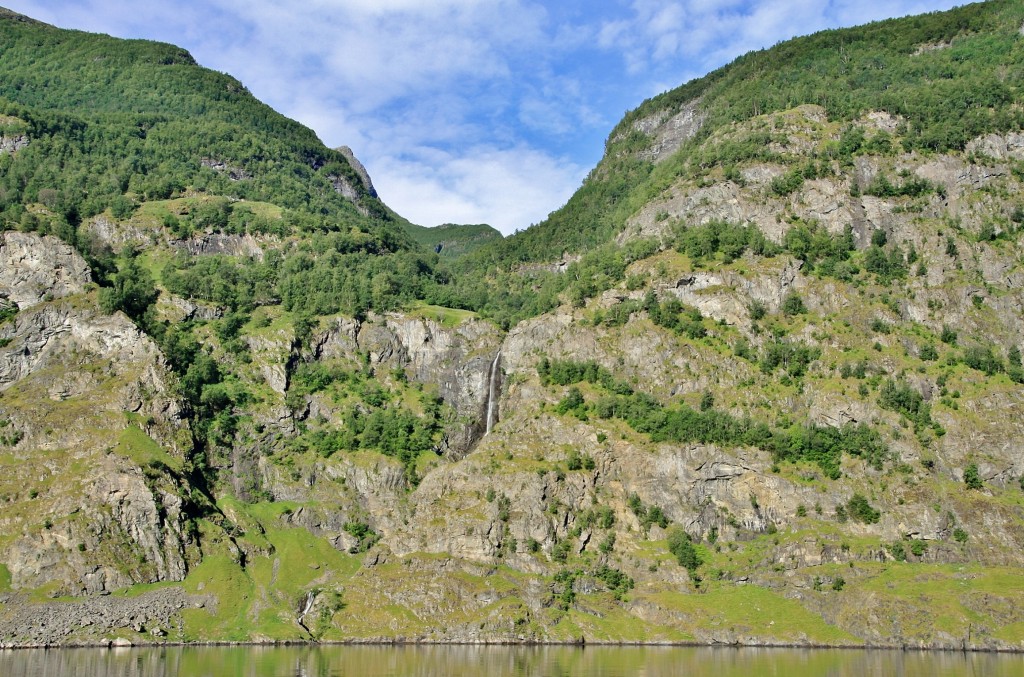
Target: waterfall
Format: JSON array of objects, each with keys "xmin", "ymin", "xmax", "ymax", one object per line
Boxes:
[
  {"xmin": 296, "ymin": 589, "xmax": 317, "ymax": 637},
  {"xmin": 299, "ymin": 590, "xmax": 316, "ymax": 620},
  {"xmin": 485, "ymin": 351, "xmax": 501, "ymax": 434}
]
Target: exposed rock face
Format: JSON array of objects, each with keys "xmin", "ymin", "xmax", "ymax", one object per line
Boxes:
[
  {"xmin": 164, "ymin": 294, "xmax": 224, "ymax": 322},
  {"xmin": 247, "ymin": 331, "xmax": 293, "ymax": 395},
  {"xmin": 620, "ymin": 109, "xmax": 1024, "ymax": 352},
  {"xmin": 326, "ymin": 146, "xmax": 377, "ymax": 210},
  {"xmin": 0, "ymin": 232, "xmax": 91, "ymax": 309},
  {"xmin": 200, "ymin": 157, "xmax": 252, "ymax": 181},
  {"xmin": 965, "ymin": 131, "xmax": 1024, "ymax": 160},
  {"xmin": 4, "ymin": 456, "xmax": 193, "ymax": 594},
  {"xmin": 0, "ymin": 232, "xmax": 198, "ymax": 596},
  {"xmin": 80, "ymin": 215, "xmax": 157, "ymax": 249},
  {"xmin": 329, "ymin": 175, "xmax": 360, "ymax": 202},
  {"xmin": 374, "ymin": 315, "xmax": 503, "ymax": 455},
  {"xmin": 2, "ymin": 27, "xmax": 1024, "ymax": 649},
  {"xmin": 357, "ymin": 104, "xmax": 1024, "ymax": 642},
  {"xmin": 209, "ymin": 310, "xmax": 506, "ymax": 537},
  {"xmin": 337, "ymin": 146, "xmax": 378, "ymax": 198},
  {"xmin": 172, "ymin": 233, "xmax": 265, "ymax": 260},
  {"xmin": 1, "ymin": 302, "xmax": 162, "ymax": 393},
  {"xmin": 0, "ymin": 7, "xmax": 45, "ymax": 24},
  {"xmin": 305, "ymin": 313, "xmax": 504, "ymax": 457},
  {"xmin": 0, "ymin": 134, "xmax": 29, "ymax": 154},
  {"xmin": 327, "ymin": 173, "xmax": 370, "ymax": 216},
  {"xmin": 626, "ymin": 106, "xmax": 857, "ymax": 245},
  {"xmin": 627, "ymin": 98, "xmax": 706, "ymax": 164},
  {"xmin": 397, "ymin": 306, "xmax": 883, "ymax": 565}
]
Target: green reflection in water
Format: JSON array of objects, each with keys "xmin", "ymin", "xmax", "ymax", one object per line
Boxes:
[{"xmin": 1, "ymin": 645, "xmax": 1022, "ymax": 677}]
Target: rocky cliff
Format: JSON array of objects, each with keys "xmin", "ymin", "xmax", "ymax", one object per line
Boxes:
[{"xmin": 0, "ymin": 233, "xmax": 201, "ymax": 599}]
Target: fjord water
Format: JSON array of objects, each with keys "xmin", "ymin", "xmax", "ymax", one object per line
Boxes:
[{"xmin": 1, "ymin": 645, "xmax": 1022, "ymax": 677}]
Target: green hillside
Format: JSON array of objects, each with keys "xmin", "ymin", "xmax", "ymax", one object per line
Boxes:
[
  {"xmin": 0, "ymin": 8, "xmax": 445, "ymax": 319},
  {"xmin": 439, "ymin": 0, "xmax": 1024, "ymax": 328},
  {"xmin": 403, "ymin": 222, "xmax": 503, "ymax": 259}
]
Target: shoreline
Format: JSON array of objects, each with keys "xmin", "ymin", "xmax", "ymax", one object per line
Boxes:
[
  {"xmin": 2, "ymin": 638, "xmax": 1023, "ymax": 654},
  {"xmin": 3, "ymin": 587, "xmax": 1023, "ymax": 655}
]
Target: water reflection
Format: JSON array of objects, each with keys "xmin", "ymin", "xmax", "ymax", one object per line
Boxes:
[{"xmin": 1, "ymin": 644, "xmax": 1021, "ymax": 677}]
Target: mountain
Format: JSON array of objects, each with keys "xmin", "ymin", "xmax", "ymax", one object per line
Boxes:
[
  {"xmin": 2, "ymin": 1, "xmax": 1024, "ymax": 649},
  {"xmin": 404, "ymin": 222, "xmax": 503, "ymax": 259}
]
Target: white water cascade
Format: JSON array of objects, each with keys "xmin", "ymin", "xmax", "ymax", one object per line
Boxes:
[
  {"xmin": 298, "ymin": 591, "xmax": 316, "ymax": 624},
  {"xmin": 294, "ymin": 589, "xmax": 317, "ymax": 635},
  {"xmin": 485, "ymin": 351, "xmax": 501, "ymax": 434}
]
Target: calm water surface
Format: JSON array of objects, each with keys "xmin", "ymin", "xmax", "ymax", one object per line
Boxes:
[{"xmin": 1, "ymin": 645, "xmax": 1021, "ymax": 677}]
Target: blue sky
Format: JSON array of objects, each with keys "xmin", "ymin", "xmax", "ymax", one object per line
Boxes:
[{"xmin": 7, "ymin": 0, "xmax": 965, "ymax": 233}]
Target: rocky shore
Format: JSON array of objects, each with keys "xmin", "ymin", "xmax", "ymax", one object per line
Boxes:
[{"xmin": 0, "ymin": 588, "xmax": 212, "ymax": 648}]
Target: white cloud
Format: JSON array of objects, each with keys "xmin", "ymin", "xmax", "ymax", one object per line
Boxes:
[
  {"xmin": 372, "ymin": 146, "xmax": 586, "ymax": 233},
  {"xmin": 597, "ymin": 0, "xmax": 966, "ymax": 80},
  {"xmin": 207, "ymin": 0, "xmax": 548, "ymax": 109},
  {"xmin": 597, "ymin": 19, "xmax": 630, "ymax": 49},
  {"xmin": 307, "ymin": 0, "xmax": 497, "ymax": 16}
]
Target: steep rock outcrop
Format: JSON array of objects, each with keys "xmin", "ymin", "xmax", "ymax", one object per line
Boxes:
[
  {"xmin": 624, "ymin": 98, "xmax": 706, "ymax": 164},
  {"xmin": 0, "ymin": 232, "xmax": 91, "ymax": 309},
  {"xmin": 0, "ymin": 233, "xmax": 197, "ymax": 595},
  {"xmin": 310, "ymin": 313, "xmax": 504, "ymax": 457},
  {"xmin": 337, "ymin": 146, "xmax": 378, "ymax": 198},
  {"xmin": 80, "ymin": 215, "xmax": 157, "ymax": 250},
  {"xmin": 172, "ymin": 233, "xmax": 266, "ymax": 260},
  {"xmin": 0, "ymin": 134, "xmax": 28, "ymax": 154}
]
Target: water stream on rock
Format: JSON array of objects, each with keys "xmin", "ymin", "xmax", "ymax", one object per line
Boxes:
[{"xmin": 485, "ymin": 351, "xmax": 501, "ymax": 434}]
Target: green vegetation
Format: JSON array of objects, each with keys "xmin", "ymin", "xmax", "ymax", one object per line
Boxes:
[
  {"xmin": 845, "ymin": 493, "xmax": 881, "ymax": 524},
  {"xmin": 646, "ymin": 293, "xmax": 707, "ymax": 339},
  {"xmin": 0, "ymin": 418, "xmax": 23, "ymax": 447},
  {"xmin": 0, "ymin": 303, "xmax": 16, "ymax": 324},
  {"xmin": 781, "ymin": 293, "xmax": 807, "ymax": 317},
  {"xmin": 283, "ymin": 370, "xmax": 447, "ymax": 486},
  {"xmin": 674, "ymin": 219, "xmax": 778, "ymax": 263},
  {"xmin": 342, "ymin": 521, "xmax": 380, "ymax": 553},
  {"xmin": 961, "ymin": 345, "xmax": 1003, "ymax": 376},
  {"xmin": 628, "ymin": 493, "xmax": 669, "ymax": 531},
  {"xmin": 4, "ymin": 1, "xmax": 1023, "ymax": 336},
  {"xmin": 0, "ymin": 21, "xmax": 386, "ymax": 230},
  {"xmin": 964, "ymin": 463, "xmax": 983, "ymax": 490},
  {"xmin": 0, "ymin": 10, "xmax": 452, "ymax": 497},
  {"xmin": 99, "ymin": 253, "xmax": 159, "ymax": 324},
  {"xmin": 667, "ymin": 527, "xmax": 703, "ymax": 575},
  {"xmin": 402, "ymin": 222, "xmax": 503, "ymax": 259},
  {"xmin": 538, "ymin": 357, "xmax": 631, "ymax": 394},
  {"xmin": 553, "ymin": 565, "xmax": 634, "ymax": 609},
  {"xmin": 540, "ymin": 358, "xmax": 887, "ymax": 478},
  {"xmin": 758, "ymin": 340, "xmax": 821, "ymax": 378},
  {"xmin": 0, "ymin": 15, "xmax": 445, "ymax": 325},
  {"xmin": 877, "ymin": 379, "xmax": 946, "ymax": 441},
  {"xmin": 566, "ymin": 448, "xmax": 595, "ymax": 471}
]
